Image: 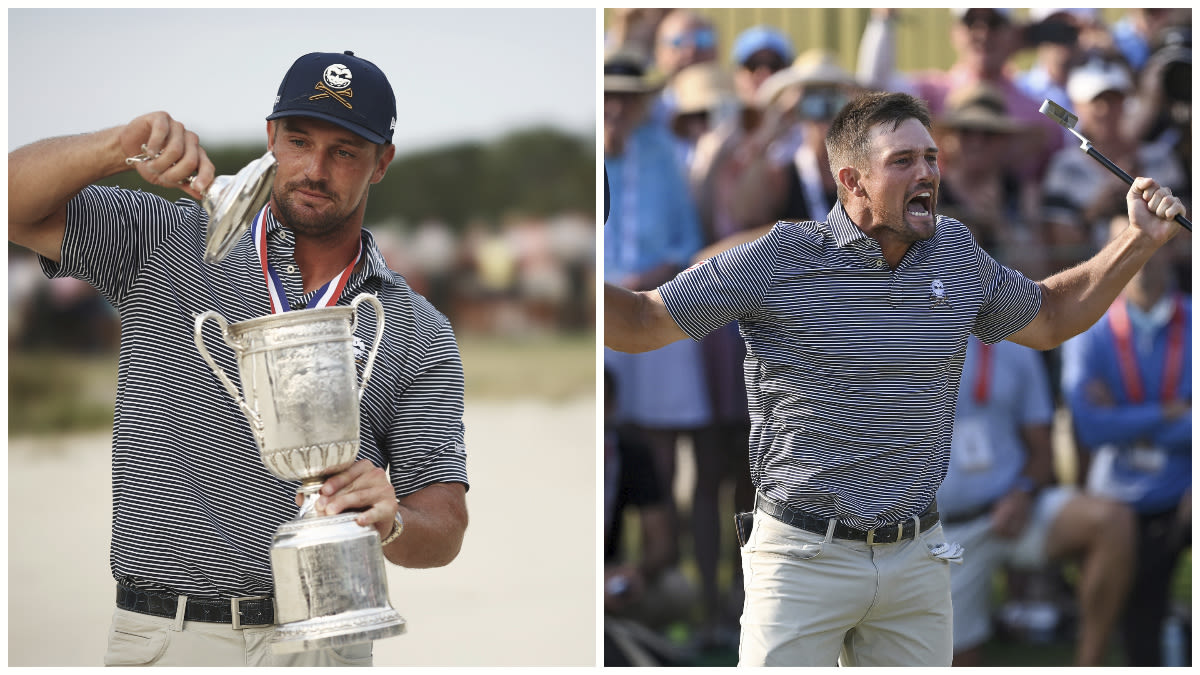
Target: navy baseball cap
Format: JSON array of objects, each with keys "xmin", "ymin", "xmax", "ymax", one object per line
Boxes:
[{"xmin": 266, "ymin": 51, "xmax": 397, "ymax": 144}]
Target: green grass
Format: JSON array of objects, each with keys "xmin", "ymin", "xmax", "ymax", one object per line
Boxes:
[
  {"xmin": 8, "ymin": 334, "xmax": 596, "ymax": 435},
  {"xmin": 458, "ymin": 332, "xmax": 595, "ymax": 400}
]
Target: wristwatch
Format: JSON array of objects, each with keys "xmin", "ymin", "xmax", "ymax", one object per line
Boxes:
[{"xmin": 380, "ymin": 510, "xmax": 404, "ymax": 546}]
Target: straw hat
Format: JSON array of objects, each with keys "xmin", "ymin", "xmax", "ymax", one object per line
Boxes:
[
  {"xmin": 756, "ymin": 49, "xmax": 857, "ymax": 108},
  {"xmin": 604, "ymin": 48, "xmax": 666, "ymax": 94},
  {"xmin": 671, "ymin": 62, "xmax": 734, "ymax": 115},
  {"xmin": 937, "ymin": 82, "xmax": 1023, "ymax": 134}
]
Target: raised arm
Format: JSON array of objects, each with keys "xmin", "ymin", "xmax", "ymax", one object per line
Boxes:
[
  {"xmin": 1007, "ymin": 177, "xmax": 1186, "ymax": 350},
  {"xmin": 9, "ymin": 111, "xmax": 215, "ymax": 261},
  {"xmin": 604, "ymin": 283, "xmax": 690, "ymax": 353}
]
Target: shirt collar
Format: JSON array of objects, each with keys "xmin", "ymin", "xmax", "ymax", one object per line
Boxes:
[
  {"xmin": 825, "ymin": 201, "xmax": 937, "ymax": 269},
  {"xmin": 826, "ymin": 201, "xmax": 874, "ymax": 249},
  {"xmin": 262, "ymin": 204, "xmax": 391, "ymax": 284}
]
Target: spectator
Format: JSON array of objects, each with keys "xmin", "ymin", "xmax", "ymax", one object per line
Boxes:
[
  {"xmin": 1061, "ymin": 214, "xmax": 1192, "ymax": 666},
  {"xmin": 933, "ymin": 82, "xmax": 1044, "ymax": 277},
  {"xmin": 937, "ymin": 333, "xmax": 1135, "ymax": 666},
  {"xmin": 651, "ymin": 9, "xmax": 720, "ymax": 131},
  {"xmin": 731, "ymin": 49, "xmax": 859, "ymax": 233},
  {"xmin": 1040, "ymin": 57, "xmax": 1186, "ymax": 271},
  {"xmin": 603, "ymin": 48, "xmax": 712, "ymax": 575},
  {"xmin": 604, "ymin": 369, "xmax": 695, "ymax": 667},
  {"xmin": 1125, "ymin": 23, "xmax": 1191, "ymax": 198},
  {"xmin": 605, "ymin": 8, "xmax": 670, "ymax": 63},
  {"xmin": 857, "ymin": 8, "xmax": 1063, "ymax": 181},
  {"xmin": 690, "ymin": 25, "xmax": 794, "ymax": 244},
  {"xmin": 667, "ymin": 61, "xmax": 736, "ymax": 169},
  {"xmin": 1015, "ymin": 8, "xmax": 1097, "ymax": 147},
  {"xmin": 1110, "ymin": 9, "xmax": 1190, "ymax": 73}
]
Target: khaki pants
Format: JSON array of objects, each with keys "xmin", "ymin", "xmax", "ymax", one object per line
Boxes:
[
  {"xmin": 104, "ymin": 608, "xmax": 373, "ymax": 667},
  {"xmin": 738, "ymin": 509, "xmax": 954, "ymax": 666}
]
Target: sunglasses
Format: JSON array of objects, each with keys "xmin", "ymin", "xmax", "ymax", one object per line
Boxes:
[
  {"xmin": 661, "ymin": 28, "xmax": 717, "ymax": 51},
  {"xmin": 961, "ymin": 10, "xmax": 1008, "ymax": 30},
  {"xmin": 742, "ymin": 55, "xmax": 787, "ymax": 73}
]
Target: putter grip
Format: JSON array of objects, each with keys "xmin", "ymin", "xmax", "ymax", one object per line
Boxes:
[{"xmin": 1086, "ymin": 147, "xmax": 1192, "ymax": 232}]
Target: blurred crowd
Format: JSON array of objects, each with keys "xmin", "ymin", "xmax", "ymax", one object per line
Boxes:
[
  {"xmin": 602, "ymin": 7, "xmax": 1190, "ymax": 667},
  {"xmin": 8, "ymin": 211, "xmax": 596, "ymax": 352}
]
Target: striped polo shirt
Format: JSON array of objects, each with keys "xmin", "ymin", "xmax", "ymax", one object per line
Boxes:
[
  {"xmin": 40, "ymin": 185, "xmax": 468, "ymax": 598},
  {"xmin": 658, "ymin": 203, "xmax": 1042, "ymax": 530}
]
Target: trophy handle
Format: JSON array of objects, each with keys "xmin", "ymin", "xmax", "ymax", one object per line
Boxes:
[
  {"xmin": 349, "ymin": 293, "xmax": 386, "ymax": 402},
  {"xmin": 193, "ymin": 310, "xmax": 263, "ymax": 433}
]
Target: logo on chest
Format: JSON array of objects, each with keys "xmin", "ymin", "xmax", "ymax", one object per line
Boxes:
[{"xmin": 929, "ymin": 279, "xmax": 951, "ymax": 308}]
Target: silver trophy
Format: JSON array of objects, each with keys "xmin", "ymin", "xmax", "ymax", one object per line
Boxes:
[
  {"xmin": 194, "ymin": 293, "xmax": 407, "ymax": 653},
  {"xmin": 126, "ymin": 148, "xmax": 278, "ymax": 263}
]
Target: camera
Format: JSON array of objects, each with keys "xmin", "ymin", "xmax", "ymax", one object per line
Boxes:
[{"xmin": 1150, "ymin": 26, "xmax": 1191, "ymax": 104}]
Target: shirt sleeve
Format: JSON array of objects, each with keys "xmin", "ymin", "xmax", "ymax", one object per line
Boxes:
[
  {"xmin": 39, "ymin": 185, "xmax": 201, "ymax": 308},
  {"xmin": 382, "ymin": 314, "xmax": 469, "ymax": 496},
  {"xmin": 971, "ymin": 236, "xmax": 1043, "ymax": 344},
  {"xmin": 657, "ymin": 224, "xmax": 781, "ymax": 341}
]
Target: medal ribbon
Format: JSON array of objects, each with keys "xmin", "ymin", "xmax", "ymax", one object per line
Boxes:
[
  {"xmin": 251, "ymin": 206, "xmax": 362, "ymax": 314},
  {"xmin": 1108, "ymin": 294, "xmax": 1185, "ymax": 404},
  {"xmin": 973, "ymin": 339, "xmax": 991, "ymax": 404}
]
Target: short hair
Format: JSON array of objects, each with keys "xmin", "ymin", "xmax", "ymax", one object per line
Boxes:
[{"xmin": 825, "ymin": 92, "xmax": 933, "ymax": 202}]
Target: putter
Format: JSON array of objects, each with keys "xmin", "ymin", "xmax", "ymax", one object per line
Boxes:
[{"xmin": 1039, "ymin": 99, "xmax": 1190, "ymax": 231}]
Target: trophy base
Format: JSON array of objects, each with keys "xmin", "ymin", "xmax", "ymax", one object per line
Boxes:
[{"xmin": 270, "ymin": 607, "xmax": 407, "ymax": 654}]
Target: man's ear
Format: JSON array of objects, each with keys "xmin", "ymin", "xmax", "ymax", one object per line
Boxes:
[
  {"xmin": 837, "ymin": 165, "xmax": 863, "ymax": 197},
  {"xmin": 372, "ymin": 144, "xmax": 396, "ymax": 184},
  {"xmin": 266, "ymin": 121, "xmax": 277, "ymax": 151}
]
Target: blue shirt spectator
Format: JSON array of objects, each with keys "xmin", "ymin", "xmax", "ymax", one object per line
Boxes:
[
  {"xmin": 1061, "ymin": 293, "xmax": 1191, "ymax": 514},
  {"xmin": 604, "ymin": 123, "xmax": 703, "ymax": 280},
  {"xmin": 937, "ymin": 337, "xmax": 1054, "ymax": 517}
]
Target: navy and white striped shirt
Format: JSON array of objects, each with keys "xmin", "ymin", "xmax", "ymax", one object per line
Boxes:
[
  {"xmin": 658, "ymin": 203, "xmax": 1041, "ymax": 529},
  {"xmin": 40, "ymin": 185, "xmax": 468, "ymax": 598}
]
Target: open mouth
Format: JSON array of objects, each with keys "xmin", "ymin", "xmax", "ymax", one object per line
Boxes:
[{"xmin": 907, "ymin": 191, "xmax": 933, "ymax": 218}]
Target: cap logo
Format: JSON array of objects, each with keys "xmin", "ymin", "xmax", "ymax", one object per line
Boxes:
[
  {"xmin": 323, "ymin": 64, "xmax": 353, "ymax": 90},
  {"xmin": 310, "ymin": 63, "xmax": 354, "ymax": 109}
]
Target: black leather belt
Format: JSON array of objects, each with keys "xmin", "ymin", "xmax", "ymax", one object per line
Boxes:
[
  {"xmin": 756, "ymin": 493, "xmax": 940, "ymax": 544},
  {"xmin": 116, "ymin": 583, "xmax": 275, "ymax": 628}
]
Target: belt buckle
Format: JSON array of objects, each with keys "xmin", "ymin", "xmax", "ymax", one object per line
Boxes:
[
  {"xmin": 230, "ymin": 596, "xmax": 272, "ymax": 629},
  {"xmin": 865, "ymin": 527, "xmax": 877, "ymax": 545}
]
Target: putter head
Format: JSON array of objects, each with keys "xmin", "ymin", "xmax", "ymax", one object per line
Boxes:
[{"xmin": 1039, "ymin": 99, "xmax": 1079, "ymax": 131}]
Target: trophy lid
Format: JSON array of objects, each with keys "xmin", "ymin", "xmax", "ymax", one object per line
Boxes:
[{"xmin": 202, "ymin": 151, "xmax": 278, "ymax": 264}]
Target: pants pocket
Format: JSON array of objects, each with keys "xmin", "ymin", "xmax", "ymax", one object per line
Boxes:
[
  {"xmin": 103, "ymin": 611, "xmax": 169, "ymax": 666},
  {"xmin": 746, "ymin": 513, "xmax": 825, "ymax": 562}
]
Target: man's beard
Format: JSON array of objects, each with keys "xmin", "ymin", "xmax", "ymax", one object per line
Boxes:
[
  {"xmin": 272, "ymin": 180, "xmax": 351, "ymax": 240},
  {"xmin": 861, "ymin": 184, "xmax": 937, "ymax": 242}
]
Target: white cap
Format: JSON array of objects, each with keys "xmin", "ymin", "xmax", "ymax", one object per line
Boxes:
[{"xmin": 1066, "ymin": 60, "xmax": 1133, "ymax": 103}]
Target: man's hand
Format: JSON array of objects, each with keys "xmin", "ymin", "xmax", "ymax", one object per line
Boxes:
[
  {"xmin": 1127, "ymin": 176, "xmax": 1187, "ymax": 245},
  {"xmin": 300, "ymin": 459, "xmax": 399, "ymax": 541},
  {"xmin": 990, "ymin": 489, "xmax": 1033, "ymax": 539},
  {"xmin": 119, "ymin": 111, "xmax": 216, "ymax": 200}
]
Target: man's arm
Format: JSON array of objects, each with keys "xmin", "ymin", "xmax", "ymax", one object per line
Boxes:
[
  {"xmin": 313, "ymin": 460, "xmax": 468, "ymax": 568},
  {"xmin": 604, "ymin": 284, "xmax": 689, "ymax": 353},
  {"xmin": 9, "ymin": 111, "xmax": 214, "ymax": 261},
  {"xmin": 1007, "ymin": 177, "xmax": 1186, "ymax": 350}
]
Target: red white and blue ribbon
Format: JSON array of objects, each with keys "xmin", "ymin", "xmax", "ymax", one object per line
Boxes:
[{"xmin": 251, "ymin": 206, "xmax": 362, "ymax": 314}]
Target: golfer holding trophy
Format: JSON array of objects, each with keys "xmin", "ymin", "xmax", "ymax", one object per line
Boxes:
[{"xmin": 8, "ymin": 50, "xmax": 469, "ymax": 666}]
